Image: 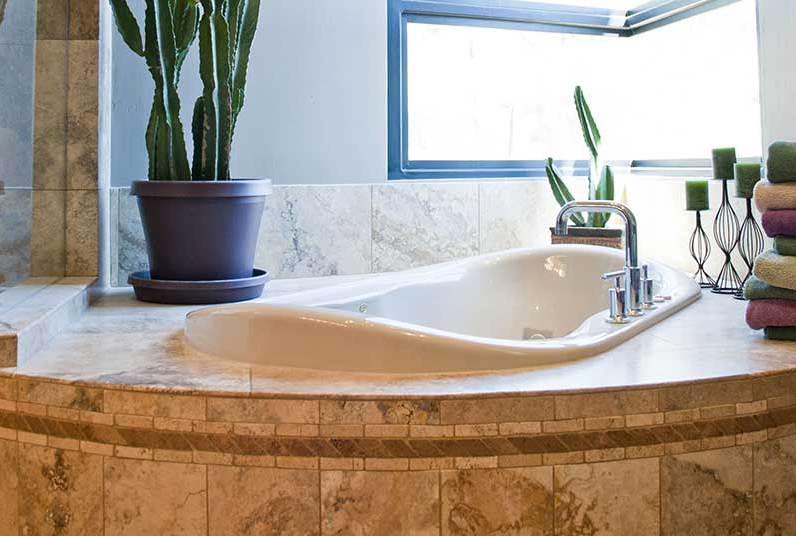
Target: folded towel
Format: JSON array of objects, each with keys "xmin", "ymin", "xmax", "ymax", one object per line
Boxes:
[
  {"xmin": 764, "ymin": 327, "xmax": 796, "ymax": 341},
  {"xmin": 775, "ymin": 237, "xmax": 796, "ymax": 256},
  {"xmin": 746, "ymin": 299, "xmax": 796, "ymax": 330},
  {"xmin": 754, "ymin": 180, "xmax": 796, "ymax": 211},
  {"xmin": 767, "ymin": 142, "xmax": 796, "ymax": 183},
  {"xmin": 762, "ymin": 210, "xmax": 796, "ymax": 237},
  {"xmin": 753, "ymin": 250, "xmax": 796, "ymax": 291},
  {"xmin": 743, "ymin": 276, "xmax": 796, "ymax": 301}
]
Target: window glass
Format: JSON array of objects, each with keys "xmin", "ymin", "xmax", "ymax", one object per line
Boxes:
[{"xmin": 406, "ymin": 0, "xmax": 760, "ymax": 163}]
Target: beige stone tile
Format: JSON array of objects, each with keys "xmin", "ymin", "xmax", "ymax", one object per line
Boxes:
[
  {"xmin": 69, "ymin": 0, "xmax": 99, "ymax": 40},
  {"xmin": 584, "ymin": 415, "xmax": 624, "ymax": 431},
  {"xmin": 364, "ymin": 424, "xmax": 409, "ymax": 437},
  {"xmin": 320, "ymin": 399, "xmax": 440, "ymax": 424},
  {"xmin": 104, "ymin": 390, "xmax": 205, "ymax": 420},
  {"xmin": 104, "ymin": 458, "xmax": 207, "ymax": 535},
  {"xmin": 18, "ymin": 380, "xmax": 102, "ymax": 411},
  {"xmin": 66, "ymin": 190, "xmax": 98, "ymax": 276},
  {"xmin": 31, "ymin": 190, "xmax": 66, "ymax": 276},
  {"xmin": 455, "ymin": 456, "xmax": 498, "ymax": 469},
  {"xmin": 0, "ymin": 440, "xmax": 18, "ymax": 536},
  {"xmin": 410, "ymin": 457, "xmax": 455, "ymax": 471},
  {"xmin": 410, "ymin": 424, "xmax": 455, "ymax": 438},
  {"xmin": 208, "ymin": 465, "xmax": 319, "ymax": 535},
  {"xmin": 584, "ymin": 448, "xmax": 625, "ymax": 463},
  {"xmin": 625, "ymin": 412, "xmax": 664, "ymax": 427},
  {"xmin": 661, "ymin": 446, "xmax": 752, "ymax": 536},
  {"xmin": 555, "ymin": 390, "xmax": 659, "ymax": 419},
  {"xmin": 542, "ymin": 418, "xmax": 583, "ymax": 433},
  {"xmin": 441, "ymin": 467, "xmax": 553, "ymax": 535},
  {"xmin": 207, "ymin": 397, "xmax": 318, "ymax": 424},
  {"xmin": 33, "ymin": 39, "xmax": 67, "ymax": 190},
  {"xmin": 499, "ymin": 421, "xmax": 542, "ymax": 435},
  {"xmin": 555, "ymin": 458, "xmax": 660, "ymax": 535},
  {"xmin": 37, "ymin": 0, "xmax": 69, "ymax": 39},
  {"xmin": 543, "ymin": 452, "xmax": 584, "ymax": 466},
  {"xmin": 659, "ymin": 380, "xmax": 753, "ymax": 411},
  {"xmin": 18, "ymin": 445, "xmax": 103, "ymax": 536},
  {"xmin": 498, "ymin": 453, "xmax": 543, "ymax": 468},
  {"xmin": 365, "ymin": 458, "xmax": 409, "ymax": 471},
  {"xmin": 0, "ymin": 377, "xmax": 16, "ymax": 400},
  {"xmin": 319, "ymin": 424, "xmax": 363, "ymax": 437},
  {"xmin": 321, "ymin": 471, "xmax": 439, "ymax": 535},
  {"xmin": 454, "ymin": 423, "xmax": 499, "ymax": 436},
  {"xmin": 441, "ymin": 396, "xmax": 554, "ymax": 424},
  {"xmin": 755, "ymin": 434, "xmax": 796, "ymax": 534},
  {"xmin": 66, "ymin": 39, "xmax": 98, "ymax": 190}
]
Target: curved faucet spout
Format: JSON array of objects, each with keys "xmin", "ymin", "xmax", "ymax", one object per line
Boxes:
[{"xmin": 554, "ymin": 200, "xmax": 638, "ymax": 268}]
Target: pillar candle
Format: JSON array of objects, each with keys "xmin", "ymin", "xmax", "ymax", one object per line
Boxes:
[
  {"xmin": 686, "ymin": 180, "xmax": 709, "ymax": 211},
  {"xmin": 712, "ymin": 147, "xmax": 737, "ymax": 180},
  {"xmin": 734, "ymin": 162, "xmax": 761, "ymax": 198}
]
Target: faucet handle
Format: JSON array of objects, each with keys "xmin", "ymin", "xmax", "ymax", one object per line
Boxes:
[
  {"xmin": 601, "ymin": 269, "xmax": 625, "ymax": 288},
  {"xmin": 607, "ymin": 287, "xmax": 629, "ymax": 324},
  {"xmin": 640, "ymin": 264, "xmax": 657, "ymax": 310}
]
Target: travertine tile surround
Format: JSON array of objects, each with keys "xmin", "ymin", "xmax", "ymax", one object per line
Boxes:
[
  {"xmin": 1, "ymin": 280, "xmax": 796, "ymax": 533},
  {"xmin": 1, "ymin": 0, "xmax": 101, "ymax": 286},
  {"xmin": 112, "ymin": 178, "xmax": 764, "ymax": 286},
  {"xmin": 1, "ymin": 367, "xmax": 796, "ymax": 534}
]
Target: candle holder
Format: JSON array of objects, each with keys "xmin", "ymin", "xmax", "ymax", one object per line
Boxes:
[
  {"xmin": 689, "ymin": 211, "xmax": 715, "ymax": 288},
  {"xmin": 734, "ymin": 198, "xmax": 764, "ymax": 300},
  {"xmin": 712, "ymin": 179, "xmax": 742, "ymax": 294}
]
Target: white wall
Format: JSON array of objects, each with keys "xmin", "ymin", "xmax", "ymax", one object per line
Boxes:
[
  {"xmin": 111, "ymin": 0, "xmax": 386, "ymax": 186},
  {"xmin": 110, "ymin": 0, "xmax": 793, "ymax": 187},
  {"xmin": 757, "ymin": 0, "xmax": 796, "ymax": 150}
]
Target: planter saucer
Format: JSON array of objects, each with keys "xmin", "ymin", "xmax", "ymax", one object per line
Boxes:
[{"xmin": 129, "ymin": 269, "xmax": 270, "ymax": 305}]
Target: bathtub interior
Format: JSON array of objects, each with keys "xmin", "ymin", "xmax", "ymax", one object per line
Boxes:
[{"xmin": 299, "ymin": 248, "xmax": 626, "ymax": 340}]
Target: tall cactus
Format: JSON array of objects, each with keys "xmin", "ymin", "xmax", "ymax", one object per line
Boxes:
[
  {"xmin": 109, "ymin": 0, "xmax": 260, "ymax": 181},
  {"xmin": 192, "ymin": 0, "xmax": 260, "ymax": 180},
  {"xmin": 546, "ymin": 86, "xmax": 615, "ymax": 227}
]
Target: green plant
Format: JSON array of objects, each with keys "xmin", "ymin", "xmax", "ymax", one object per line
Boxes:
[
  {"xmin": 0, "ymin": 0, "xmax": 7, "ymax": 27},
  {"xmin": 546, "ymin": 85, "xmax": 614, "ymax": 227},
  {"xmin": 109, "ymin": 0, "xmax": 260, "ymax": 180}
]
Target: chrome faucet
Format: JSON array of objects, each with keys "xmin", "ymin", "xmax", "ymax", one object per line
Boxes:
[{"xmin": 553, "ymin": 200, "xmax": 646, "ymax": 320}]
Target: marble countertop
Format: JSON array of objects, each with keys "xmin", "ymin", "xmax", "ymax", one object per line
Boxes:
[{"xmin": 1, "ymin": 274, "xmax": 794, "ymax": 399}]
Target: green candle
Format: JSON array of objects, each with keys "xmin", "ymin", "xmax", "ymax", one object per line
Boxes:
[
  {"xmin": 712, "ymin": 147, "xmax": 737, "ymax": 180},
  {"xmin": 686, "ymin": 180, "xmax": 709, "ymax": 211},
  {"xmin": 734, "ymin": 162, "xmax": 761, "ymax": 198}
]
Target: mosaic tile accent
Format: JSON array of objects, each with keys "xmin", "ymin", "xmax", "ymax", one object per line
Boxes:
[{"xmin": 0, "ymin": 394, "xmax": 793, "ymax": 461}]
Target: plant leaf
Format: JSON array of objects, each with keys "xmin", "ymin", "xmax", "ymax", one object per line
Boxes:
[
  {"xmin": 109, "ymin": 0, "xmax": 145, "ymax": 57},
  {"xmin": 546, "ymin": 158, "xmax": 585, "ymax": 227},
  {"xmin": 574, "ymin": 85, "xmax": 601, "ymax": 162}
]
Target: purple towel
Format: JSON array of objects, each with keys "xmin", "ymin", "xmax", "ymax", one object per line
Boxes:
[
  {"xmin": 746, "ymin": 299, "xmax": 796, "ymax": 330},
  {"xmin": 762, "ymin": 210, "xmax": 796, "ymax": 237}
]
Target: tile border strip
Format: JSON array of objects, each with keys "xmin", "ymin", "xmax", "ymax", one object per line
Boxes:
[{"xmin": 1, "ymin": 403, "xmax": 794, "ymax": 464}]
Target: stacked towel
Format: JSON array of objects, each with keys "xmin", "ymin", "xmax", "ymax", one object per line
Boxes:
[{"xmin": 747, "ymin": 142, "xmax": 796, "ymax": 340}]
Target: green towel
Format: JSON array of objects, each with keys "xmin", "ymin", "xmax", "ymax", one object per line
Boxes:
[
  {"xmin": 767, "ymin": 142, "xmax": 796, "ymax": 183},
  {"xmin": 775, "ymin": 237, "xmax": 796, "ymax": 256},
  {"xmin": 754, "ymin": 250, "xmax": 796, "ymax": 291},
  {"xmin": 744, "ymin": 276, "xmax": 796, "ymax": 300},
  {"xmin": 765, "ymin": 327, "xmax": 796, "ymax": 341}
]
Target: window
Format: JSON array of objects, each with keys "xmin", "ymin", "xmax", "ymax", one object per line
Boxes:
[{"xmin": 388, "ymin": 0, "xmax": 761, "ymax": 179}]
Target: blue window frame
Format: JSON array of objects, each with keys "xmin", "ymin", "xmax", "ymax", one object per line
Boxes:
[{"xmin": 387, "ymin": 0, "xmax": 745, "ymax": 180}]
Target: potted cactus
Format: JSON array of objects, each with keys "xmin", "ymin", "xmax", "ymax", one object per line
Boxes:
[
  {"xmin": 547, "ymin": 86, "xmax": 621, "ymax": 249},
  {"xmin": 110, "ymin": 0, "xmax": 271, "ymax": 303}
]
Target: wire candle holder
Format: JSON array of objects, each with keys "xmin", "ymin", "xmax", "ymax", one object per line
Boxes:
[
  {"xmin": 712, "ymin": 179, "xmax": 742, "ymax": 294},
  {"xmin": 734, "ymin": 198, "xmax": 764, "ymax": 300},
  {"xmin": 689, "ymin": 211, "xmax": 715, "ymax": 288}
]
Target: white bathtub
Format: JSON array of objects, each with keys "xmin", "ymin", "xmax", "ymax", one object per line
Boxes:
[{"xmin": 185, "ymin": 246, "xmax": 701, "ymax": 374}]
